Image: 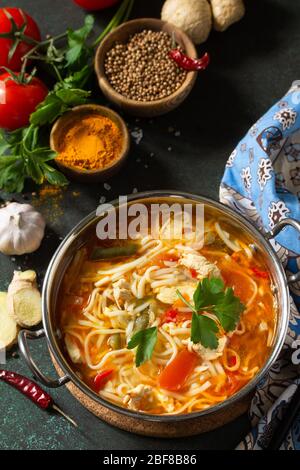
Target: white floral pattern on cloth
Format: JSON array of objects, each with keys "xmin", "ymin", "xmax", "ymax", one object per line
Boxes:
[
  {"xmin": 258, "ymin": 158, "xmax": 273, "ymax": 190},
  {"xmin": 220, "ymin": 81, "xmax": 300, "ymax": 450},
  {"xmin": 268, "ymin": 200, "xmax": 290, "ymax": 229},
  {"xmin": 249, "ymin": 123, "xmax": 259, "ymax": 137},
  {"xmin": 226, "ymin": 149, "xmax": 237, "ymax": 168},
  {"xmin": 241, "ymin": 166, "xmax": 252, "ymax": 192},
  {"xmin": 274, "ymin": 107, "xmax": 297, "ymax": 130}
]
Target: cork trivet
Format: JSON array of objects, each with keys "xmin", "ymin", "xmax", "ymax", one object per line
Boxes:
[{"xmin": 51, "ymin": 354, "xmax": 251, "ymax": 438}]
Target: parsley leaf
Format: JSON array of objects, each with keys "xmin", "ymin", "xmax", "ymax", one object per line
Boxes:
[
  {"xmin": 56, "ymin": 88, "xmax": 90, "ymax": 106},
  {"xmin": 177, "ymin": 277, "xmax": 245, "ymax": 350},
  {"xmin": 30, "ymin": 86, "xmax": 90, "ymax": 126},
  {"xmin": 43, "ymin": 164, "xmax": 69, "ymax": 186},
  {"xmin": 62, "ymin": 66, "xmax": 92, "ymax": 89},
  {"xmin": 30, "ymin": 93, "xmax": 63, "ymax": 126},
  {"xmin": 127, "ymin": 326, "xmax": 158, "ymax": 367},
  {"xmin": 65, "ymin": 15, "xmax": 94, "ymax": 70},
  {"xmin": 213, "ymin": 287, "xmax": 245, "ymax": 332},
  {"xmin": 191, "ymin": 312, "xmax": 219, "ymax": 349},
  {"xmin": 193, "ymin": 277, "xmax": 224, "ymax": 311},
  {"xmin": 0, "ymin": 155, "xmax": 25, "ymax": 193}
]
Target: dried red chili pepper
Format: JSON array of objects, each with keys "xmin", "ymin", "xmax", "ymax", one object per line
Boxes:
[
  {"xmin": 169, "ymin": 50, "xmax": 210, "ymax": 71},
  {"xmin": 0, "ymin": 369, "xmax": 77, "ymax": 426}
]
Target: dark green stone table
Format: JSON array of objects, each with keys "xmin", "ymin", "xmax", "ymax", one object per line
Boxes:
[{"xmin": 0, "ymin": 0, "xmax": 299, "ymax": 450}]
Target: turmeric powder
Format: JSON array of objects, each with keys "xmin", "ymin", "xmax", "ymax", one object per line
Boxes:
[{"xmin": 56, "ymin": 114, "xmax": 123, "ymax": 171}]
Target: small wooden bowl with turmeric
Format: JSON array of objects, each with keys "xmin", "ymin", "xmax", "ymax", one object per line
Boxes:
[{"xmin": 50, "ymin": 104, "xmax": 130, "ymax": 183}]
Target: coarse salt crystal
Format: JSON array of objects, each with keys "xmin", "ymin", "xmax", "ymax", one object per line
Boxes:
[
  {"xmin": 131, "ymin": 128, "xmax": 143, "ymax": 145},
  {"xmin": 104, "ymin": 183, "xmax": 111, "ymax": 191},
  {"xmin": 99, "ymin": 196, "xmax": 106, "ymax": 204}
]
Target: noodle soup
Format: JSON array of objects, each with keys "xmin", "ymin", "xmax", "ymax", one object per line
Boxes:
[{"xmin": 58, "ymin": 201, "xmax": 276, "ymax": 415}]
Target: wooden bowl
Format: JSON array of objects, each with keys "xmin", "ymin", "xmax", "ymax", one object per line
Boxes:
[
  {"xmin": 50, "ymin": 104, "xmax": 130, "ymax": 183},
  {"xmin": 94, "ymin": 18, "xmax": 198, "ymax": 117}
]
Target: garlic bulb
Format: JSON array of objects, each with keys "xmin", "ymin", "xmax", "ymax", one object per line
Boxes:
[
  {"xmin": 210, "ymin": 0, "xmax": 245, "ymax": 32},
  {"xmin": 0, "ymin": 203, "xmax": 45, "ymax": 255},
  {"xmin": 161, "ymin": 0, "xmax": 212, "ymax": 45}
]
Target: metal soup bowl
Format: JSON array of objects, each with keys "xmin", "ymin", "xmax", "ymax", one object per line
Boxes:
[{"xmin": 19, "ymin": 191, "xmax": 299, "ymax": 438}]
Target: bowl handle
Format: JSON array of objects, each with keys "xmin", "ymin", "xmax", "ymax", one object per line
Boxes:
[
  {"xmin": 18, "ymin": 329, "xmax": 70, "ymax": 388},
  {"xmin": 265, "ymin": 217, "xmax": 300, "ymax": 284}
]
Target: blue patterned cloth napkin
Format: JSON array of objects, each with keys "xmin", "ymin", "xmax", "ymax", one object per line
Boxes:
[{"xmin": 220, "ymin": 81, "xmax": 300, "ymax": 450}]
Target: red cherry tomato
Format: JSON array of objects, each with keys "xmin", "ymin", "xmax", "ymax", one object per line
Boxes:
[
  {"xmin": 0, "ymin": 7, "xmax": 41, "ymax": 71},
  {"xmin": 0, "ymin": 72, "xmax": 48, "ymax": 130},
  {"xmin": 73, "ymin": 0, "xmax": 120, "ymax": 11}
]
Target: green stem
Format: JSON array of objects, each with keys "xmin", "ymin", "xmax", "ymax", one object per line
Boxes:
[
  {"xmin": 14, "ymin": 32, "xmax": 40, "ymax": 45},
  {"xmin": 20, "ymin": 32, "xmax": 68, "ymax": 64},
  {"xmin": 176, "ymin": 290, "xmax": 197, "ymax": 313},
  {"xmin": 20, "ymin": 31, "xmax": 68, "ymax": 76},
  {"xmin": 122, "ymin": 0, "xmax": 134, "ymax": 23},
  {"xmin": 92, "ymin": 0, "xmax": 130, "ymax": 46},
  {"xmin": 38, "ymin": 32, "xmax": 68, "ymax": 46},
  {"xmin": 53, "ymin": 64, "xmax": 63, "ymax": 83},
  {"xmin": 22, "ymin": 124, "xmax": 35, "ymax": 155}
]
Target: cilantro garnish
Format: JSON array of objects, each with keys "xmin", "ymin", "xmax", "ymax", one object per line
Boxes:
[
  {"xmin": 176, "ymin": 277, "xmax": 245, "ymax": 349},
  {"xmin": 127, "ymin": 326, "xmax": 158, "ymax": 367}
]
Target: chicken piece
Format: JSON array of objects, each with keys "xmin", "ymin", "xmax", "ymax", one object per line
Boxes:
[
  {"xmin": 65, "ymin": 334, "xmax": 82, "ymax": 364},
  {"xmin": 179, "ymin": 252, "xmax": 221, "ymax": 279},
  {"xmin": 123, "ymin": 384, "xmax": 154, "ymax": 411},
  {"xmin": 155, "ymin": 390, "xmax": 175, "ymax": 413},
  {"xmin": 123, "ymin": 384, "xmax": 175, "ymax": 413},
  {"xmin": 156, "ymin": 287, "xmax": 178, "ymax": 304},
  {"xmin": 112, "ymin": 278, "xmax": 132, "ymax": 303},
  {"xmin": 156, "ymin": 283, "xmax": 196, "ymax": 304},
  {"xmin": 185, "ymin": 336, "xmax": 227, "ymax": 360},
  {"xmin": 259, "ymin": 321, "xmax": 268, "ymax": 332}
]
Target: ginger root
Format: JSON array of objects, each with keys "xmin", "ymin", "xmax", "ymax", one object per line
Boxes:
[
  {"xmin": 7, "ymin": 270, "xmax": 42, "ymax": 327},
  {"xmin": 210, "ymin": 0, "xmax": 245, "ymax": 32},
  {"xmin": 0, "ymin": 292, "xmax": 18, "ymax": 350}
]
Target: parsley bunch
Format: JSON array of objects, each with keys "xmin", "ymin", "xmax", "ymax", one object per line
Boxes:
[
  {"xmin": 177, "ymin": 277, "xmax": 245, "ymax": 349},
  {"xmin": 0, "ymin": 0, "xmax": 135, "ymax": 193}
]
